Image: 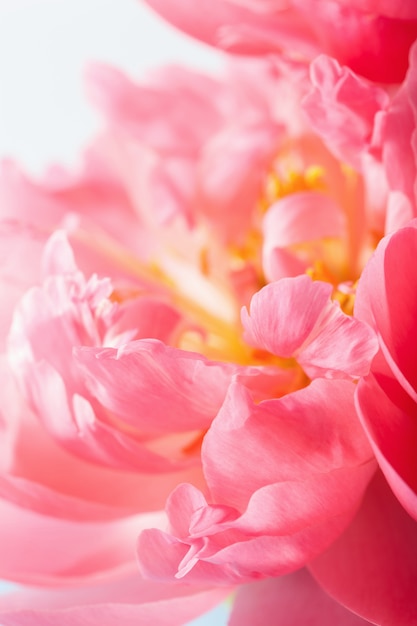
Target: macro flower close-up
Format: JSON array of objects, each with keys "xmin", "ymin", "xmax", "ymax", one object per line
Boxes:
[{"xmin": 0, "ymin": 0, "xmax": 416, "ymax": 624}]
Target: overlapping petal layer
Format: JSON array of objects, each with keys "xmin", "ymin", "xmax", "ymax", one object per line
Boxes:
[{"xmin": 137, "ymin": 378, "xmax": 376, "ymax": 585}]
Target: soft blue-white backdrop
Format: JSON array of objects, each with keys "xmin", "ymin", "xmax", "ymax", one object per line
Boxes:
[{"xmin": 0, "ymin": 0, "xmax": 229, "ymax": 623}]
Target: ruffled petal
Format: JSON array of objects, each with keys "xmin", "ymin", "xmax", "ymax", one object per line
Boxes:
[
  {"xmin": 303, "ymin": 55, "xmax": 389, "ymax": 169},
  {"xmin": 242, "ymin": 275, "xmax": 378, "ymax": 379}
]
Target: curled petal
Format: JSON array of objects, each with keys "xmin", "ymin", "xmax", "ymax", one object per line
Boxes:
[
  {"xmin": 262, "ymin": 191, "xmax": 345, "ymax": 281},
  {"xmin": 229, "ymin": 569, "xmax": 372, "ymax": 625},
  {"xmin": 242, "ymin": 275, "xmax": 378, "ymax": 379}
]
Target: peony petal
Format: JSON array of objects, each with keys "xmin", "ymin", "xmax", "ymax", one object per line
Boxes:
[
  {"xmin": 262, "ymin": 190, "xmax": 346, "ymax": 282},
  {"xmin": 384, "ymin": 190, "xmax": 414, "ymax": 234},
  {"xmin": 0, "ymin": 573, "xmax": 229, "ymax": 626},
  {"xmin": 86, "ymin": 63, "xmax": 223, "ymax": 157},
  {"xmin": 75, "ymin": 340, "xmax": 239, "ymax": 433},
  {"xmin": 303, "ymin": 55, "xmax": 389, "ymax": 169},
  {"xmin": 356, "ymin": 362, "xmax": 417, "ymax": 522},
  {"xmin": 198, "ymin": 118, "xmax": 281, "ymax": 243},
  {"xmin": 242, "ymin": 276, "xmax": 332, "ymax": 356},
  {"xmin": 0, "ymin": 496, "xmax": 163, "ymax": 585},
  {"xmin": 309, "ymin": 471, "xmax": 417, "ymax": 626},
  {"xmin": 263, "ymin": 191, "xmax": 345, "ymax": 248},
  {"xmin": 2, "ymin": 353, "xmax": 205, "ymax": 519},
  {"xmin": 334, "ymin": 0, "xmax": 417, "ymax": 20},
  {"xmin": 203, "ymin": 378, "xmax": 374, "ymax": 510},
  {"xmin": 242, "ymin": 275, "xmax": 378, "ymax": 379},
  {"xmin": 229, "ymin": 568, "xmax": 372, "ymax": 625},
  {"xmin": 143, "ymin": 0, "xmax": 417, "ymax": 82},
  {"xmin": 355, "ymin": 220, "xmax": 417, "ymax": 399},
  {"xmin": 0, "ymin": 221, "xmax": 45, "ymax": 351},
  {"xmin": 135, "ymin": 379, "xmax": 375, "ymax": 585},
  {"xmin": 142, "ymin": 0, "xmax": 317, "ymax": 57}
]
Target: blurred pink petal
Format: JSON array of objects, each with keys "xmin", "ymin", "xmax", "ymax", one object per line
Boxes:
[
  {"xmin": 262, "ymin": 191, "xmax": 345, "ymax": 281},
  {"xmin": 377, "ymin": 42, "xmax": 417, "ymax": 218},
  {"xmin": 0, "ymin": 495, "xmax": 163, "ymax": 585},
  {"xmin": 143, "ymin": 0, "xmax": 417, "ymax": 82},
  {"xmin": 0, "ymin": 574, "xmax": 229, "ymax": 626}
]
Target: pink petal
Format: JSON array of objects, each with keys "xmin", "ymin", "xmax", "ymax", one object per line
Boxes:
[
  {"xmin": 0, "ymin": 221, "xmax": 44, "ymax": 351},
  {"xmin": 303, "ymin": 55, "xmax": 389, "ymax": 169},
  {"xmin": 262, "ymin": 191, "xmax": 345, "ymax": 281},
  {"xmin": 0, "ymin": 496, "xmax": 163, "ymax": 585},
  {"xmin": 355, "ymin": 220, "xmax": 417, "ymax": 399},
  {"xmin": 203, "ymin": 378, "xmax": 374, "ymax": 510},
  {"xmin": 112, "ymin": 297, "xmax": 183, "ymax": 345},
  {"xmin": 301, "ymin": 2, "xmax": 417, "ymax": 83},
  {"xmin": 143, "ymin": 0, "xmax": 417, "ymax": 82},
  {"xmin": 379, "ymin": 85, "xmax": 417, "ymax": 211},
  {"xmin": 356, "ymin": 360, "xmax": 417, "ymax": 521},
  {"xmin": 2, "ymin": 355, "xmax": 205, "ymax": 518},
  {"xmin": 309, "ymin": 471, "xmax": 417, "ymax": 626},
  {"xmin": 229, "ymin": 569, "xmax": 372, "ymax": 625},
  {"xmin": 142, "ymin": 0, "xmax": 317, "ymax": 57},
  {"xmin": 384, "ymin": 190, "xmax": 414, "ymax": 234},
  {"xmin": 242, "ymin": 275, "xmax": 378, "ymax": 379},
  {"xmin": 334, "ymin": 0, "xmax": 417, "ymax": 20},
  {"xmin": 75, "ymin": 340, "xmax": 239, "ymax": 433},
  {"xmin": 242, "ymin": 276, "xmax": 332, "ymax": 356},
  {"xmin": 198, "ymin": 118, "xmax": 281, "ymax": 243},
  {"xmin": 41, "ymin": 230, "xmax": 79, "ymax": 277},
  {"xmin": 0, "ymin": 156, "xmax": 141, "ymax": 261},
  {"xmin": 0, "ymin": 574, "xmax": 229, "ymax": 626},
  {"xmin": 86, "ymin": 63, "xmax": 223, "ymax": 156},
  {"xmin": 263, "ymin": 191, "xmax": 345, "ymax": 248},
  {"xmin": 137, "ymin": 472, "xmax": 376, "ymax": 584},
  {"xmin": 135, "ymin": 380, "xmax": 374, "ymax": 585}
]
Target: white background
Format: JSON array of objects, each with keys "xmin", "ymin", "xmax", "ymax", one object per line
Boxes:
[
  {"xmin": 0, "ymin": 0, "xmax": 222, "ymax": 173},
  {"xmin": 0, "ymin": 1, "xmax": 228, "ymax": 624}
]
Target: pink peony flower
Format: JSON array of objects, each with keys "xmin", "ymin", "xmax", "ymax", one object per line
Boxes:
[
  {"xmin": 0, "ymin": 44, "xmax": 414, "ymax": 625},
  {"xmin": 143, "ymin": 0, "xmax": 417, "ymax": 83}
]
